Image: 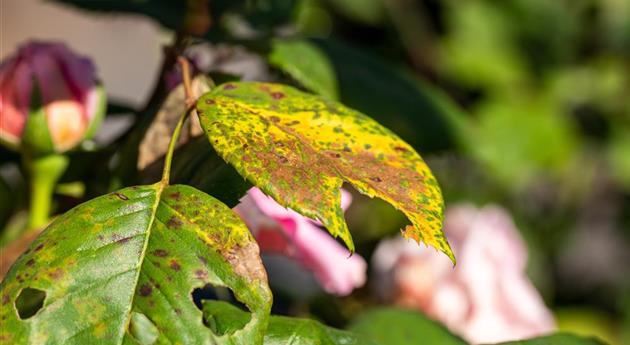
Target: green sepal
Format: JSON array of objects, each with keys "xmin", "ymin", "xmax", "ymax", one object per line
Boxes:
[{"xmin": 21, "ymin": 86, "xmax": 55, "ymax": 156}]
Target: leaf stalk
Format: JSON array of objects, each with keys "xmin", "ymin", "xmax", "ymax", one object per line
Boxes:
[{"xmin": 161, "ymin": 57, "xmax": 196, "ymax": 185}]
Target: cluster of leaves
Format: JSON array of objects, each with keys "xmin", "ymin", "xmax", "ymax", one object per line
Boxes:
[
  {"xmin": 0, "ymin": 0, "xmax": 621, "ymax": 344},
  {"xmin": 1, "ymin": 69, "xmax": 456, "ymax": 342}
]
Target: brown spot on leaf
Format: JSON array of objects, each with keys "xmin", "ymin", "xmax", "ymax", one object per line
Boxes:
[
  {"xmin": 223, "ymin": 84, "xmax": 236, "ymax": 90},
  {"xmin": 116, "ymin": 236, "xmax": 132, "ymax": 244},
  {"xmin": 225, "ymin": 242, "xmax": 267, "ymax": 282},
  {"xmin": 139, "ymin": 284, "xmax": 152, "ymax": 297},
  {"xmin": 198, "ymin": 256, "xmax": 208, "ymax": 265},
  {"xmin": 2, "ymin": 294, "xmax": 9, "ymax": 305},
  {"xmin": 48, "ymin": 268, "xmax": 64, "ymax": 280},
  {"xmin": 271, "ymin": 92, "xmax": 285, "ymax": 100},
  {"xmin": 167, "ymin": 216, "xmax": 183, "ymax": 229},
  {"xmin": 269, "ymin": 116, "xmax": 280, "ymax": 123},
  {"xmin": 205, "ymin": 99, "xmax": 215, "ymax": 105},
  {"xmin": 34, "ymin": 243, "xmax": 44, "ymax": 252},
  {"xmin": 153, "ymin": 249, "xmax": 168, "ymax": 257},
  {"xmin": 169, "ymin": 260, "xmax": 181, "ymax": 271},
  {"xmin": 194, "ymin": 269, "xmax": 208, "ymax": 279},
  {"xmin": 26, "ymin": 259, "xmax": 35, "ymax": 267},
  {"xmin": 370, "ymin": 176, "xmax": 383, "ymax": 182},
  {"xmin": 169, "ymin": 192, "xmax": 181, "ymax": 201},
  {"xmin": 113, "ymin": 192, "xmax": 129, "ymax": 201}
]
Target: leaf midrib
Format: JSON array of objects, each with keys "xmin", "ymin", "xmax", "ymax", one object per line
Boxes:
[{"xmin": 119, "ymin": 182, "xmax": 166, "ymax": 344}]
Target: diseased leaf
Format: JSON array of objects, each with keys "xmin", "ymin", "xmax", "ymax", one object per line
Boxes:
[
  {"xmin": 196, "ymin": 82, "xmax": 453, "ymax": 262},
  {"xmin": 347, "ymin": 307, "xmax": 467, "ymax": 345},
  {"xmin": 203, "ymin": 300, "xmax": 378, "ymax": 345},
  {"xmin": 268, "ymin": 39, "xmax": 339, "ymax": 100},
  {"xmin": 0, "ymin": 184, "xmax": 271, "ymax": 344}
]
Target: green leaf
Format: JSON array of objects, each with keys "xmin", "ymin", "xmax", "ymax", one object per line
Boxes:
[
  {"xmin": 268, "ymin": 39, "xmax": 339, "ymax": 100},
  {"xmin": 196, "ymin": 82, "xmax": 453, "ymax": 262},
  {"xmin": 468, "ymin": 95, "xmax": 578, "ymax": 189},
  {"xmin": 203, "ymin": 300, "xmax": 378, "ymax": 345},
  {"xmin": 312, "ymin": 39, "xmax": 457, "ymax": 153},
  {"xmin": 1, "ymin": 184, "xmax": 271, "ymax": 344},
  {"xmin": 495, "ymin": 333, "xmax": 608, "ymax": 345},
  {"xmin": 346, "ymin": 308, "xmax": 608, "ymax": 345},
  {"xmin": 347, "ymin": 307, "xmax": 467, "ymax": 345}
]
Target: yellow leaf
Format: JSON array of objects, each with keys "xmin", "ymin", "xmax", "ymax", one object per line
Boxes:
[{"xmin": 197, "ymin": 82, "xmax": 454, "ymax": 263}]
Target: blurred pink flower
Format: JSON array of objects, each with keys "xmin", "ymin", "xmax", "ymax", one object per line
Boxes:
[
  {"xmin": 0, "ymin": 42, "xmax": 104, "ymax": 153},
  {"xmin": 372, "ymin": 204, "xmax": 555, "ymax": 344},
  {"xmin": 234, "ymin": 187, "xmax": 367, "ymax": 296}
]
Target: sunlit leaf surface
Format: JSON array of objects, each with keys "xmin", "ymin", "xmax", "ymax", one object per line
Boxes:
[
  {"xmin": 197, "ymin": 82, "xmax": 453, "ymax": 262},
  {"xmin": 1, "ymin": 184, "xmax": 271, "ymax": 344}
]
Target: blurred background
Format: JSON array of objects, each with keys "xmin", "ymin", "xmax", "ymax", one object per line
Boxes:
[{"xmin": 1, "ymin": 0, "xmax": 629, "ymax": 343}]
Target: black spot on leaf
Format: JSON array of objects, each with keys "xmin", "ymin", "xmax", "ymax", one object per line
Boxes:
[
  {"xmin": 139, "ymin": 284, "xmax": 152, "ymax": 297},
  {"xmin": 169, "ymin": 260, "xmax": 181, "ymax": 271},
  {"xmin": 271, "ymin": 92, "xmax": 285, "ymax": 99},
  {"xmin": 167, "ymin": 217, "xmax": 183, "ymax": 229},
  {"xmin": 113, "ymin": 192, "xmax": 129, "ymax": 201}
]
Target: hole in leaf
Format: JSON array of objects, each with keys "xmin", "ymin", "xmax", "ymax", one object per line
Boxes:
[
  {"xmin": 15, "ymin": 287, "xmax": 46, "ymax": 319},
  {"xmin": 129, "ymin": 312, "xmax": 159, "ymax": 345},
  {"xmin": 191, "ymin": 283, "xmax": 244, "ymax": 310},
  {"xmin": 191, "ymin": 284, "xmax": 252, "ymax": 336}
]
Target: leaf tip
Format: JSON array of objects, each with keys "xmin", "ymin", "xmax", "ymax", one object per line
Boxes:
[{"xmin": 401, "ymin": 225, "xmax": 456, "ymax": 266}]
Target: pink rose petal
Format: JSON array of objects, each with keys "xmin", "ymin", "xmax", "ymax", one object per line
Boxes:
[
  {"xmin": 372, "ymin": 203, "xmax": 556, "ymax": 344},
  {"xmin": 235, "ymin": 187, "xmax": 366, "ymax": 296}
]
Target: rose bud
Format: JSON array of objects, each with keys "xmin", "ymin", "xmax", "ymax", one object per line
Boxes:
[{"xmin": 0, "ymin": 41, "xmax": 105, "ymax": 154}]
